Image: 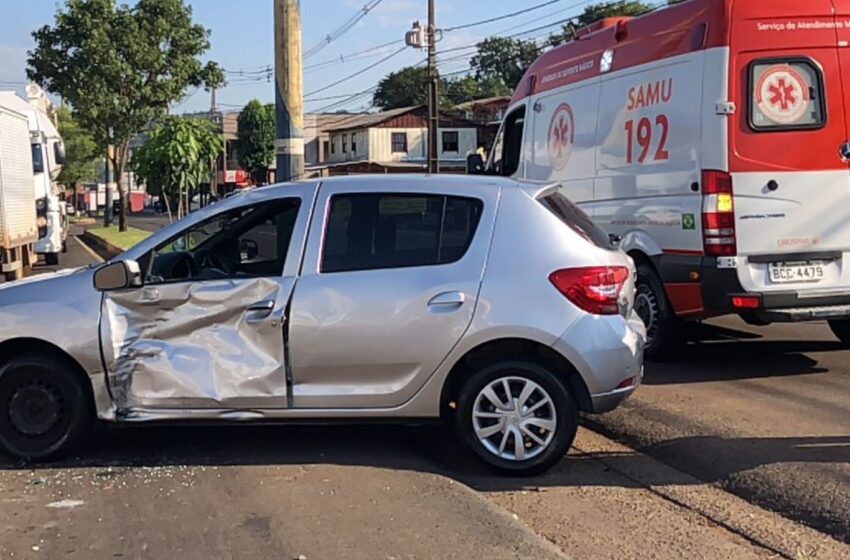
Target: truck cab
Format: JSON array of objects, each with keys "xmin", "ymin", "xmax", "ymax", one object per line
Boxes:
[{"xmin": 483, "ymin": 0, "xmax": 850, "ymax": 359}]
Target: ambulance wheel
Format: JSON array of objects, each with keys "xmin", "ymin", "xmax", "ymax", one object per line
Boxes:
[
  {"xmin": 828, "ymin": 320, "xmax": 850, "ymax": 346},
  {"xmin": 635, "ymin": 262, "xmax": 683, "ymax": 362}
]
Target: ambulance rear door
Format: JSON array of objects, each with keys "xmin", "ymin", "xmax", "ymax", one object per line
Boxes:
[{"xmin": 730, "ymin": 0, "xmax": 850, "ymax": 293}]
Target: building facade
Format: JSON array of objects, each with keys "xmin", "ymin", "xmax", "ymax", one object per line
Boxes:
[{"xmin": 323, "ymin": 106, "xmax": 478, "ymax": 174}]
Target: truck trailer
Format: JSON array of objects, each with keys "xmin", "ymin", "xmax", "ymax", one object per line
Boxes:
[{"xmin": 0, "ymin": 106, "xmax": 38, "ymax": 281}]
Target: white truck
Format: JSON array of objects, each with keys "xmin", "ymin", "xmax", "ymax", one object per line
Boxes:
[
  {"xmin": 0, "ymin": 106, "xmax": 38, "ymax": 281},
  {"xmin": 0, "ymin": 87, "xmax": 67, "ymax": 266}
]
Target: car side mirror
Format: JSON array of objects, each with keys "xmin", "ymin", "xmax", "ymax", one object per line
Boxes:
[
  {"xmin": 93, "ymin": 260, "xmax": 142, "ymax": 292},
  {"xmin": 466, "ymin": 153, "xmax": 485, "ymax": 175},
  {"xmin": 609, "ymin": 233, "xmax": 622, "ymax": 248},
  {"xmin": 240, "ymin": 239, "xmax": 259, "ymax": 261}
]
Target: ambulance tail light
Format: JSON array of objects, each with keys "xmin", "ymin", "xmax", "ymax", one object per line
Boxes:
[{"xmin": 701, "ymin": 170, "xmax": 736, "ymax": 257}]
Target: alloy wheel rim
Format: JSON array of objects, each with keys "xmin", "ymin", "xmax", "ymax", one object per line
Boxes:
[{"xmin": 472, "ymin": 376, "xmax": 557, "ymax": 462}]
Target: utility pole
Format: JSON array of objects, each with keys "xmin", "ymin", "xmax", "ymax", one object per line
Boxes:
[
  {"xmin": 274, "ymin": 0, "xmax": 304, "ymax": 182},
  {"xmin": 427, "ymin": 0, "xmax": 439, "ymax": 174},
  {"xmin": 103, "ymin": 150, "xmax": 112, "ymax": 227}
]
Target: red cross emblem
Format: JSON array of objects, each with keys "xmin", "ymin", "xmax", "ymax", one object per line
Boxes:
[
  {"xmin": 755, "ymin": 66, "xmax": 809, "ymax": 125},
  {"xmin": 768, "ymin": 78, "xmax": 798, "ymax": 111},
  {"xmin": 547, "ymin": 104, "xmax": 575, "ymax": 171}
]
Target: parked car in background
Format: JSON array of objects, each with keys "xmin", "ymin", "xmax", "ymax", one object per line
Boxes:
[
  {"xmin": 476, "ymin": 0, "xmax": 850, "ymax": 360},
  {"xmin": 0, "ymin": 175, "xmax": 644, "ymax": 474}
]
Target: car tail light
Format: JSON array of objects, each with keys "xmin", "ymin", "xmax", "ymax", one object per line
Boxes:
[
  {"xmin": 549, "ymin": 266, "xmax": 630, "ymax": 315},
  {"xmin": 702, "ymin": 170, "xmax": 736, "ymax": 256}
]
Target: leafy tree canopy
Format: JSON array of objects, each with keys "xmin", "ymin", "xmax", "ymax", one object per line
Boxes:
[
  {"xmin": 373, "ymin": 67, "xmax": 511, "ymax": 111},
  {"xmin": 130, "ymin": 117, "xmax": 223, "ymax": 220},
  {"xmin": 27, "ymin": 0, "xmax": 225, "ymax": 229},
  {"xmin": 236, "ymin": 100, "xmax": 276, "ymax": 184},
  {"xmin": 470, "ymin": 37, "xmax": 540, "ymax": 91},
  {"xmin": 56, "ymin": 106, "xmax": 99, "ymax": 189}
]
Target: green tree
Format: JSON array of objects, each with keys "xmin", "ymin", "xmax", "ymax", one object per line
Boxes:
[
  {"xmin": 130, "ymin": 117, "xmax": 224, "ymax": 221},
  {"xmin": 470, "ymin": 37, "xmax": 540, "ymax": 91},
  {"xmin": 27, "ymin": 0, "xmax": 225, "ymax": 231},
  {"xmin": 548, "ymin": 1, "xmax": 655, "ymax": 46},
  {"xmin": 373, "ymin": 66, "xmax": 437, "ymax": 110},
  {"xmin": 55, "ymin": 106, "xmax": 99, "ymax": 195},
  {"xmin": 236, "ymin": 100, "xmax": 276, "ymax": 185},
  {"xmin": 444, "ymin": 75, "xmax": 511, "ymax": 106}
]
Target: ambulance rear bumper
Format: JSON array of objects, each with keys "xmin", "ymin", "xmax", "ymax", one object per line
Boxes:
[{"xmin": 657, "ymin": 254, "xmax": 850, "ymax": 322}]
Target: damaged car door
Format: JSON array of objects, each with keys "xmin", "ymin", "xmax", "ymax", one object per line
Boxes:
[{"xmin": 99, "ymin": 194, "xmax": 308, "ymax": 412}]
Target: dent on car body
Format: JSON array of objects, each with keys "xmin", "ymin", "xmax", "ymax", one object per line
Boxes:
[{"xmin": 102, "ymin": 277, "xmax": 287, "ymax": 410}]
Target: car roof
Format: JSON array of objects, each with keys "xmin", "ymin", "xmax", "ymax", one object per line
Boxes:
[{"xmin": 253, "ymin": 174, "xmax": 555, "ymax": 199}]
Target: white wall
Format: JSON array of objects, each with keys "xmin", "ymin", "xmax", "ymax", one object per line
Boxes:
[
  {"xmin": 329, "ymin": 126, "xmax": 478, "ymax": 163},
  {"xmin": 328, "ymin": 128, "xmax": 369, "ymax": 163}
]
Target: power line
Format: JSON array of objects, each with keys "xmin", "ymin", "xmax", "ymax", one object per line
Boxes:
[
  {"xmin": 303, "ymin": 0, "xmax": 385, "ymax": 59},
  {"xmin": 304, "ymin": 40, "xmax": 404, "ymax": 73},
  {"xmin": 443, "ymin": 0, "xmax": 569, "ymax": 32},
  {"xmin": 304, "ymin": 45, "xmax": 409, "ymax": 98}
]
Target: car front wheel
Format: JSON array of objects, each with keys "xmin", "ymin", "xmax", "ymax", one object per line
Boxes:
[
  {"xmin": 456, "ymin": 360, "xmax": 578, "ymax": 476},
  {"xmin": 0, "ymin": 355, "xmax": 93, "ymax": 461}
]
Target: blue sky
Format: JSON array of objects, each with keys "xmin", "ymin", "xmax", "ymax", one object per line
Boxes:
[{"xmin": 0, "ymin": 0, "xmax": 600, "ymax": 114}]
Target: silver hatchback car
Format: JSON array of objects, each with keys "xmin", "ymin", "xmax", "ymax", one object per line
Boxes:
[{"xmin": 0, "ymin": 175, "xmax": 644, "ymax": 474}]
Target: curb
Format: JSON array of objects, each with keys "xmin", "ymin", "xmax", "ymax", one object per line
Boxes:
[
  {"xmin": 79, "ymin": 231, "xmax": 123, "ymax": 261},
  {"xmin": 573, "ymin": 428, "xmax": 850, "ymax": 560}
]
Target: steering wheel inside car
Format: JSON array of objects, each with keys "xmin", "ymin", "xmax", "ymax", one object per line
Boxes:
[{"xmin": 191, "ymin": 248, "xmax": 235, "ymax": 277}]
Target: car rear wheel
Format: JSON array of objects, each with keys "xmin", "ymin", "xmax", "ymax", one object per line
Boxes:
[
  {"xmin": 635, "ymin": 262, "xmax": 682, "ymax": 362},
  {"xmin": 0, "ymin": 355, "xmax": 93, "ymax": 461},
  {"xmin": 44, "ymin": 253, "xmax": 60, "ymax": 266},
  {"xmin": 456, "ymin": 360, "xmax": 578, "ymax": 476},
  {"xmin": 828, "ymin": 319, "xmax": 850, "ymax": 345}
]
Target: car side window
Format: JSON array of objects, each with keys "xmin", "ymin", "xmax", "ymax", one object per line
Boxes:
[
  {"xmin": 321, "ymin": 193, "xmax": 483, "ymax": 273},
  {"xmin": 145, "ymin": 198, "xmax": 301, "ymax": 284}
]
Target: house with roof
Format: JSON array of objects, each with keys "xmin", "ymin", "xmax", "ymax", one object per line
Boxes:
[{"xmin": 317, "ymin": 106, "xmax": 479, "ymax": 175}]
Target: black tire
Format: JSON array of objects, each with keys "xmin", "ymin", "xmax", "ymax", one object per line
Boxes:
[
  {"xmin": 635, "ymin": 261, "xmax": 683, "ymax": 362},
  {"xmin": 44, "ymin": 253, "xmax": 60, "ymax": 266},
  {"xmin": 455, "ymin": 360, "xmax": 579, "ymax": 476},
  {"xmin": 0, "ymin": 355, "xmax": 93, "ymax": 461},
  {"xmin": 828, "ymin": 319, "xmax": 850, "ymax": 345}
]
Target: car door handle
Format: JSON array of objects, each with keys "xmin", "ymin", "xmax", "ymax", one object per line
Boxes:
[
  {"xmin": 428, "ymin": 291, "xmax": 465, "ymax": 309},
  {"xmin": 245, "ymin": 299, "xmax": 276, "ymax": 322}
]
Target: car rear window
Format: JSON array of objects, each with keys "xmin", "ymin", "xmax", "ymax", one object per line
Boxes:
[
  {"xmin": 749, "ymin": 59, "xmax": 825, "ymax": 131},
  {"xmin": 538, "ymin": 191, "xmax": 611, "ymax": 249},
  {"xmin": 322, "ymin": 193, "xmax": 483, "ymax": 273}
]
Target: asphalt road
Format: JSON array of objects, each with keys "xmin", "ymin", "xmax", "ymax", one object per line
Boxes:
[{"xmin": 591, "ymin": 318, "xmax": 850, "ymax": 544}]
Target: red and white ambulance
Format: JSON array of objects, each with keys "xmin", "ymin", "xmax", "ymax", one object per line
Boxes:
[{"xmin": 481, "ymin": 0, "xmax": 850, "ymax": 359}]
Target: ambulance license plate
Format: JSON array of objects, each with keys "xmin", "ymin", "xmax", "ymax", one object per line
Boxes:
[{"xmin": 768, "ymin": 262, "xmax": 825, "ymax": 284}]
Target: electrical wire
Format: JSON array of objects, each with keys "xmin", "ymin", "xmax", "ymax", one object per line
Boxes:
[
  {"xmin": 303, "ymin": 0, "xmax": 385, "ymax": 59},
  {"xmin": 304, "ymin": 45, "xmax": 409, "ymax": 98},
  {"xmin": 443, "ymin": 0, "xmax": 569, "ymax": 32}
]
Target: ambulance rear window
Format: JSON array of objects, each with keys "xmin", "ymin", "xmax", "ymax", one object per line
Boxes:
[
  {"xmin": 749, "ymin": 59, "xmax": 825, "ymax": 131},
  {"xmin": 538, "ymin": 191, "xmax": 612, "ymax": 249}
]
